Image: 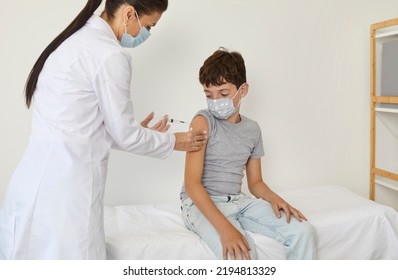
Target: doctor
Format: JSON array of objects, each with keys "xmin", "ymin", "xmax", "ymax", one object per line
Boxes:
[{"xmin": 0, "ymin": 0, "xmax": 206, "ymax": 259}]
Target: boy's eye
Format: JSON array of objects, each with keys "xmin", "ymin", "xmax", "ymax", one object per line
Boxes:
[{"xmin": 220, "ymin": 90, "xmax": 230, "ymax": 97}]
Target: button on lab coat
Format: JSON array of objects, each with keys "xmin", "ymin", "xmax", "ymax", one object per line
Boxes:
[{"xmin": 0, "ymin": 15, "xmax": 175, "ymax": 259}]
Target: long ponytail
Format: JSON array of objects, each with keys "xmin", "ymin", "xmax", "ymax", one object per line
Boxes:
[{"xmin": 24, "ymin": 0, "xmax": 103, "ymax": 108}]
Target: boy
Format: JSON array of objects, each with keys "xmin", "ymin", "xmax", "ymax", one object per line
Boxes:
[{"xmin": 180, "ymin": 48, "xmax": 317, "ymax": 260}]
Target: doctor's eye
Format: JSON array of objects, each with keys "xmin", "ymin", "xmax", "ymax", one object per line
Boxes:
[{"xmin": 147, "ymin": 24, "xmax": 156, "ymax": 32}]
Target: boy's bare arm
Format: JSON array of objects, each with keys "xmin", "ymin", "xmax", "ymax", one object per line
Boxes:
[
  {"xmin": 184, "ymin": 115, "xmax": 251, "ymax": 260},
  {"xmin": 246, "ymin": 158, "xmax": 307, "ymax": 222}
]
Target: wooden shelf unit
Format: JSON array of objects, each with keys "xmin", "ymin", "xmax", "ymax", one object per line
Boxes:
[{"xmin": 370, "ymin": 18, "xmax": 398, "ymax": 200}]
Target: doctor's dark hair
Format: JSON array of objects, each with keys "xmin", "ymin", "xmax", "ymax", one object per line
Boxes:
[
  {"xmin": 199, "ymin": 47, "xmax": 246, "ymax": 89},
  {"xmin": 24, "ymin": 0, "xmax": 168, "ymax": 108}
]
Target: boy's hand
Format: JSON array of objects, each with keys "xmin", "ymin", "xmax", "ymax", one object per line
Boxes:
[
  {"xmin": 219, "ymin": 225, "xmax": 251, "ymax": 260},
  {"xmin": 270, "ymin": 193, "xmax": 307, "ymax": 223}
]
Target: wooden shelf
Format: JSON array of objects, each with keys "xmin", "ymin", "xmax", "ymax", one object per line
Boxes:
[
  {"xmin": 370, "ymin": 18, "xmax": 398, "ymax": 201},
  {"xmin": 376, "ymin": 107, "xmax": 398, "ymax": 113},
  {"xmin": 375, "ymin": 176, "xmax": 398, "ymax": 192},
  {"xmin": 372, "ymin": 96, "xmax": 398, "ymax": 104},
  {"xmin": 375, "ymin": 30, "xmax": 398, "ymax": 45},
  {"xmin": 375, "ymin": 29, "xmax": 398, "ymax": 39}
]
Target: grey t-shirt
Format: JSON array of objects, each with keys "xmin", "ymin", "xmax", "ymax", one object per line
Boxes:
[{"xmin": 180, "ymin": 109, "xmax": 265, "ymax": 201}]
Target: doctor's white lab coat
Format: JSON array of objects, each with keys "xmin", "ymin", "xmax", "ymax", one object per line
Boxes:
[{"xmin": 0, "ymin": 15, "xmax": 175, "ymax": 259}]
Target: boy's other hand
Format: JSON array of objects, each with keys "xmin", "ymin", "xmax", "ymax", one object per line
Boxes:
[
  {"xmin": 270, "ymin": 193, "xmax": 308, "ymax": 223},
  {"xmin": 220, "ymin": 225, "xmax": 251, "ymax": 260}
]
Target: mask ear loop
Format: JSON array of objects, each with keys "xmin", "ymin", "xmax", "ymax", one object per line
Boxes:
[
  {"xmin": 233, "ymin": 84, "xmax": 246, "ymax": 108},
  {"xmin": 123, "ymin": 8, "xmax": 140, "ymax": 35},
  {"xmin": 134, "ymin": 10, "xmax": 142, "ymax": 29}
]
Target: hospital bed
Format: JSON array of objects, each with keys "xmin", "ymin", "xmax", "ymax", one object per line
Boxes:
[{"xmin": 104, "ymin": 185, "xmax": 398, "ymax": 259}]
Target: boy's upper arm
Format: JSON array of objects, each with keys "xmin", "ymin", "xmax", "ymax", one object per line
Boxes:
[
  {"xmin": 190, "ymin": 114, "xmax": 209, "ymax": 138},
  {"xmin": 246, "ymin": 157, "xmax": 263, "ymax": 188},
  {"xmin": 184, "ymin": 115, "xmax": 209, "ymax": 187}
]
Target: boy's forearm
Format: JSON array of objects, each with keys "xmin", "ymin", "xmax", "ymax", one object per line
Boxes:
[
  {"xmin": 186, "ymin": 185, "xmax": 233, "ymax": 234},
  {"xmin": 249, "ymin": 181, "xmax": 275, "ymax": 202}
]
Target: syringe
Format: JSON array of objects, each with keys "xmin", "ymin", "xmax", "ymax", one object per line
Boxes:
[{"xmin": 168, "ymin": 118, "xmax": 190, "ymax": 124}]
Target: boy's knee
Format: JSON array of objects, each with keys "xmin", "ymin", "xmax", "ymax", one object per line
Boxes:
[
  {"xmin": 296, "ymin": 221, "xmax": 316, "ymax": 240},
  {"xmin": 283, "ymin": 220, "xmax": 316, "ymax": 246},
  {"xmin": 302, "ymin": 220, "xmax": 316, "ymax": 233}
]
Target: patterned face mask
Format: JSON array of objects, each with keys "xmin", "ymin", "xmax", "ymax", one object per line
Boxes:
[{"xmin": 206, "ymin": 85, "xmax": 243, "ymax": 119}]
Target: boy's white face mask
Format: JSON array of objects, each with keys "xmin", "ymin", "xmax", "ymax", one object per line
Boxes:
[{"xmin": 207, "ymin": 85, "xmax": 243, "ymax": 120}]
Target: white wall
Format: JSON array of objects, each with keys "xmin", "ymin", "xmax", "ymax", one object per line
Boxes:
[{"xmin": 1, "ymin": 0, "xmax": 398, "ymax": 209}]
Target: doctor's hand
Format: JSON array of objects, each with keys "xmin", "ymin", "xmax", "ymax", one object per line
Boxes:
[
  {"xmin": 141, "ymin": 112, "xmax": 170, "ymax": 133},
  {"xmin": 173, "ymin": 129, "xmax": 207, "ymax": 152}
]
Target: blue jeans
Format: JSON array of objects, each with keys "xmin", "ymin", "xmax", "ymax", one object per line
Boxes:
[{"xmin": 181, "ymin": 193, "xmax": 317, "ymax": 260}]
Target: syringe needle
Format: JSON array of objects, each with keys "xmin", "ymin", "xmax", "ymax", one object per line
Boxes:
[{"xmin": 169, "ymin": 118, "xmax": 190, "ymax": 124}]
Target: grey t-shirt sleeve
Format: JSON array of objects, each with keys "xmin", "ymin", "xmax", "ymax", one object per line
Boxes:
[{"xmin": 251, "ymin": 127, "xmax": 265, "ymax": 158}]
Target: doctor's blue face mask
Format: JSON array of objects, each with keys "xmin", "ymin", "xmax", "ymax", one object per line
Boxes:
[
  {"xmin": 120, "ymin": 10, "xmax": 150, "ymax": 48},
  {"xmin": 207, "ymin": 85, "xmax": 244, "ymax": 120}
]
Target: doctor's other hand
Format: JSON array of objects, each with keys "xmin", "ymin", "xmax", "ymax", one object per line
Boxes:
[
  {"xmin": 141, "ymin": 112, "xmax": 170, "ymax": 133},
  {"xmin": 173, "ymin": 130, "xmax": 207, "ymax": 152}
]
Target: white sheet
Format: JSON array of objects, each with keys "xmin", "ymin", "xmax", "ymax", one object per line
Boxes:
[{"xmin": 104, "ymin": 185, "xmax": 398, "ymax": 259}]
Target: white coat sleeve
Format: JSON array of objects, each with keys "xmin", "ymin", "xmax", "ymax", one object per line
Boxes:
[{"xmin": 93, "ymin": 51, "xmax": 175, "ymax": 159}]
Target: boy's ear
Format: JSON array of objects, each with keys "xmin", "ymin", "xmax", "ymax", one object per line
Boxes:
[{"xmin": 240, "ymin": 83, "xmax": 249, "ymax": 97}]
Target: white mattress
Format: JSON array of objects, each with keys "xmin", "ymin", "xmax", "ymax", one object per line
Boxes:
[{"xmin": 104, "ymin": 185, "xmax": 398, "ymax": 259}]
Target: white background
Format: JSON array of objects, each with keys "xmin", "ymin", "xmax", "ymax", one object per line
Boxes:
[{"xmin": 1, "ymin": 0, "xmax": 398, "ymax": 209}]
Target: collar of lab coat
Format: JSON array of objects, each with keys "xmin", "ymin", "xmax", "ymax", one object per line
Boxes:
[{"xmin": 87, "ymin": 14, "xmax": 119, "ymax": 43}]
